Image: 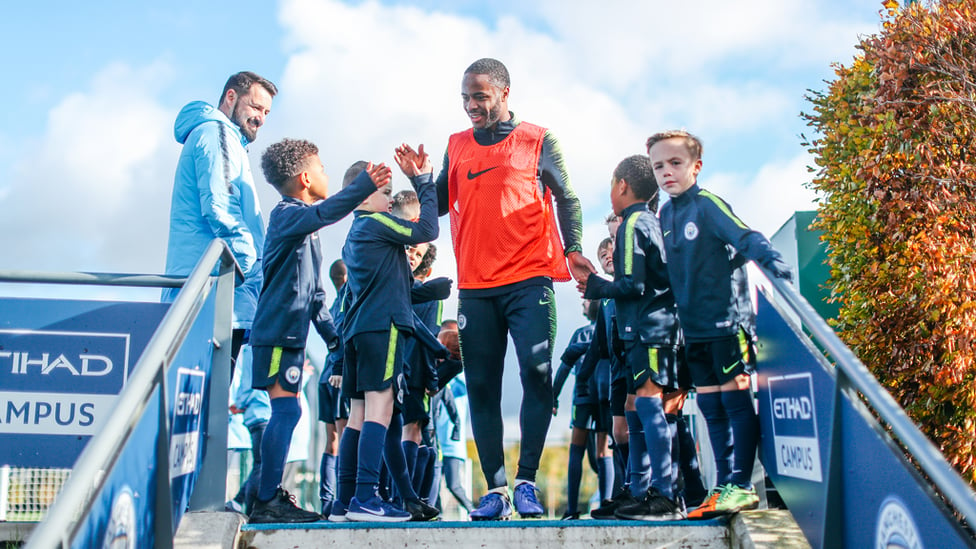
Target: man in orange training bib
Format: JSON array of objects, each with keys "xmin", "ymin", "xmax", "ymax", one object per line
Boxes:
[{"xmin": 432, "ymin": 57, "xmax": 596, "ymax": 520}]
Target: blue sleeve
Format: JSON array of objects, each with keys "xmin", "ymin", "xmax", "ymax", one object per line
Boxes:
[
  {"xmin": 363, "ymin": 173, "xmax": 439, "ymax": 246},
  {"xmin": 552, "ymin": 360, "xmax": 573, "ymax": 401},
  {"xmin": 311, "ymin": 287, "xmax": 339, "ymax": 349},
  {"xmin": 699, "ymin": 191, "xmax": 784, "ymax": 269},
  {"xmin": 189, "ymin": 125, "xmax": 258, "ymax": 275},
  {"xmin": 435, "ymin": 148, "xmax": 450, "ymax": 217},
  {"xmin": 584, "ymin": 216, "xmax": 645, "ymax": 300},
  {"xmin": 274, "ymin": 171, "xmax": 376, "ymax": 238},
  {"xmin": 575, "ymin": 339, "xmax": 601, "ymax": 388}
]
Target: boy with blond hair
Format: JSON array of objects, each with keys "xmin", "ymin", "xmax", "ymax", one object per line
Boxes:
[{"xmin": 647, "ymin": 130, "xmax": 791, "ymax": 519}]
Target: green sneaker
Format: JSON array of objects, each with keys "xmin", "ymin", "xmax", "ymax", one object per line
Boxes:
[{"xmin": 710, "ymin": 485, "xmax": 759, "ymax": 517}]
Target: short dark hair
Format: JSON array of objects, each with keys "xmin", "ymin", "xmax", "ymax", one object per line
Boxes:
[
  {"xmin": 464, "ymin": 58, "xmax": 510, "ymax": 89},
  {"xmin": 329, "ymin": 259, "xmax": 346, "ymax": 291},
  {"xmin": 646, "ymin": 130, "xmax": 703, "ymax": 161},
  {"xmin": 221, "ymin": 71, "xmax": 278, "ymax": 104},
  {"xmin": 260, "ymin": 138, "xmax": 318, "ymax": 190},
  {"xmin": 343, "ymin": 161, "xmax": 369, "ymax": 188},
  {"xmin": 392, "ymin": 190, "xmax": 419, "ymax": 219},
  {"xmin": 413, "ymin": 242, "xmax": 437, "ymax": 277},
  {"xmin": 613, "ymin": 155, "xmax": 657, "ymax": 202}
]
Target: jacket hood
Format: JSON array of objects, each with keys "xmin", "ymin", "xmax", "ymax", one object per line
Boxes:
[{"xmin": 173, "ymin": 101, "xmax": 246, "ymax": 146}]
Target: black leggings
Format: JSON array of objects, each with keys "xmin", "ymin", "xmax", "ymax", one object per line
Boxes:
[{"xmin": 459, "ymin": 285, "xmax": 555, "ymax": 488}]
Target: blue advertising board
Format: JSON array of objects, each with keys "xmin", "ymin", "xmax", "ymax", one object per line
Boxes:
[
  {"xmin": 71, "ymin": 289, "xmax": 217, "ymax": 549},
  {"xmin": 756, "ymin": 292, "xmax": 973, "ymax": 548},
  {"xmin": 0, "ymin": 298, "xmax": 168, "ymax": 468}
]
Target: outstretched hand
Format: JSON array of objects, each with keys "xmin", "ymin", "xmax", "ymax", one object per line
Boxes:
[
  {"xmin": 394, "ymin": 143, "xmax": 433, "ymax": 177},
  {"xmin": 366, "ymin": 162, "xmax": 392, "ymax": 189},
  {"xmin": 567, "ymin": 251, "xmax": 597, "ymax": 284}
]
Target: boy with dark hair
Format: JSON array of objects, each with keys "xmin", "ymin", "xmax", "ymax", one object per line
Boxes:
[
  {"xmin": 647, "ymin": 130, "xmax": 791, "ymax": 519},
  {"xmin": 336, "ymin": 144, "xmax": 439, "ymax": 522},
  {"xmin": 582, "ymin": 154, "xmax": 683, "ymax": 520},
  {"xmin": 247, "ymin": 139, "xmax": 388, "ymax": 524}
]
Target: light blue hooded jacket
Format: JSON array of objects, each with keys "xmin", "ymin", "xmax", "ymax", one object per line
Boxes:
[{"xmin": 163, "ymin": 101, "xmax": 265, "ymax": 329}]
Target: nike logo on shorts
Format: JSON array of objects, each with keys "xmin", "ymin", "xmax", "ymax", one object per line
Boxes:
[
  {"xmin": 723, "ymin": 360, "xmax": 741, "ymax": 375},
  {"xmin": 466, "ymin": 167, "xmax": 498, "ymax": 180}
]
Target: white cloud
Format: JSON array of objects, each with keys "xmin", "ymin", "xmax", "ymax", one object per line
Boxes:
[{"xmin": 0, "ymin": 61, "xmax": 175, "ymax": 273}]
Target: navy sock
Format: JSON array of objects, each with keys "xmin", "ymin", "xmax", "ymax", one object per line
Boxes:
[
  {"xmin": 319, "ymin": 452, "xmax": 337, "ymax": 510},
  {"xmin": 666, "ymin": 414, "xmax": 680, "ymax": 498},
  {"xmin": 625, "ymin": 411, "xmax": 650, "ymax": 496},
  {"xmin": 598, "ymin": 455, "xmax": 614, "ymax": 504},
  {"xmin": 355, "ymin": 421, "xmax": 389, "ymax": 502},
  {"xmin": 336, "ymin": 427, "xmax": 360, "ymax": 507},
  {"xmin": 414, "ymin": 446, "xmax": 431, "ymax": 494},
  {"xmin": 634, "ymin": 396, "xmax": 672, "ymax": 498},
  {"xmin": 677, "ymin": 415, "xmax": 707, "ymax": 506},
  {"xmin": 613, "ymin": 441, "xmax": 628, "ymax": 495},
  {"xmin": 696, "ymin": 392, "xmax": 732, "ymax": 486},
  {"xmin": 403, "ymin": 440, "xmax": 419, "ymax": 484},
  {"xmin": 384, "ymin": 415, "xmax": 419, "ymax": 501},
  {"xmin": 420, "ymin": 446, "xmax": 437, "ymax": 501},
  {"xmin": 721, "ymin": 389, "xmax": 759, "ymax": 488},
  {"xmin": 257, "ymin": 397, "xmax": 301, "ymax": 502},
  {"xmin": 567, "ymin": 443, "xmax": 585, "ymax": 514}
]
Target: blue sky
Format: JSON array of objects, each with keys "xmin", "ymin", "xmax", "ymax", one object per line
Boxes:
[{"xmin": 0, "ymin": 0, "xmax": 886, "ymax": 432}]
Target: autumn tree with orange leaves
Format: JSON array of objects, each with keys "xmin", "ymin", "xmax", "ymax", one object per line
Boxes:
[{"xmin": 804, "ymin": 0, "xmax": 976, "ymax": 484}]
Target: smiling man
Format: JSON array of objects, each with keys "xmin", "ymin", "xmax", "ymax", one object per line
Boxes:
[
  {"xmin": 432, "ymin": 58, "xmax": 596, "ymax": 520},
  {"xmin": 163, "ymin": 71, "xmax": 277, "ymax": 377}
]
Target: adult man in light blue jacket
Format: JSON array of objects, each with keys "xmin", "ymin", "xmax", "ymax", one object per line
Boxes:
[{"xmin": 163, "ymin": 71, "xmax": 278, "ymax": 374}]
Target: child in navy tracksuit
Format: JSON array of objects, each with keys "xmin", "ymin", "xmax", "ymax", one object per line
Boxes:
[
  {"xmin": 583, "ymin": 154, "xmax": 684, "ymax": 520},
  {"xmin": 335, "ymin": 144, "xmax": 439, "ymax": 522},
  {"xmin": 647, "ymin": 130, "xmax": 792, "ymax": 519},
  {"xmin": 246, "ymin": 139, "xmax": 386, "ymax": 524}
]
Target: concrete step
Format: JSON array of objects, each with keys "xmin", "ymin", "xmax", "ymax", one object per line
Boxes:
[
  {"xmin": 240, "ymin": 518, "xmax": 728, "ymax": 549},
  {"xmin": 174, "ymin": 509, "xmax": 810, "ymax": 549}
]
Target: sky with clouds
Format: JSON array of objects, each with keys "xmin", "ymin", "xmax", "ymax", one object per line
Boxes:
[{"xmin": 0, "ymin": 0, "xmax": 886, "ymax": 430}]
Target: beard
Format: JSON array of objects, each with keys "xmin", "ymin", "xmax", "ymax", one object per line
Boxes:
[{"xmin": 231, "ymin": 102, "xmax": 259, "ymax": 143}]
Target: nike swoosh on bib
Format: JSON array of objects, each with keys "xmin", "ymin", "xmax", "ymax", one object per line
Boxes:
[{"xmin": 466, "ymin": 167, "xmax": 498, "ymax": 180}]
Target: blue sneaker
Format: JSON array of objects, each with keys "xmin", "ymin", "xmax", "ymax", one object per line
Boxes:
[
  {"xmin": 469, "ymin": 492, "xmax": 512, "ymax": 521},
  {"xmin": 346, "ymin": 496, "xmax": 411, "ymax": 522},
  {"xmin": 327, "ymin": 500, "xmax": 348, "ymax": 523},
  {"xmin": 513, "ymin": 482, "xmax": 544, "ymax": 518}
]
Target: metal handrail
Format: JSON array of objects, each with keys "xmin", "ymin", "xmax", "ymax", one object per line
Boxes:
[
  {"xmin": 20, "ymin": 240, "xmax": 241, "ymax": 549},
  {"xmin": 760, "ymin": 268, "xmax": 976, "ymax": 529},
  {"xmin": 0, "ymin": 271, "xmax": 187, "ymax": 288}
]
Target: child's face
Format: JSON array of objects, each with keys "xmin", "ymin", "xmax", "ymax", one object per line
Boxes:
[
  {"xmin": 609, "ymin": 178, "xmax": 629, "ymax": 216},
  {"xmin": 606, "ymin": 216, "xmax": 620, "ymax": 239},
  {"xmin": 598, "ymin": 244, "xmax": 614, "ymax": 275},
  {"xmin": 361, "ymin": 183, "xmax": 393, "ymax": 213},
  {"xmin": 305, "ymin": 154, "xmax": 330, "ymax": 201},
  {"xmin": 407, "ymin": 242, "xmax": 429, "ymax": 272},
  {"xmin": 649, "ymin": 138, "xmax": 702, "ymax": 197}
]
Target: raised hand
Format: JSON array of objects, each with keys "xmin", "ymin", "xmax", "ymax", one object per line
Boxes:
[
  {"xmin": 394, "ymin": 143, "xmax": 433, "ymax": 177},
  {"xmin": 366, "ymin": 162, "xmax": 392, "ymax": 188}
]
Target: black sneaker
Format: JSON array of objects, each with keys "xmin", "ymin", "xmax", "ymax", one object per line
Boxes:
[
  {"xmin": 248, "ymin": 488, "xmax": 322, "ymax": 524},
  {"xmin": 590, "ymin": 490, "xmax": 637, "ymax": 520},
  {"xmin": 614, "ymin": 487, "xmax": 686, "ymax": 521},
  {"xmin": 560, "ymin": 511, "xmax": 580, "ymax": 520},
  {"xmin": 405, "ymin": 498, "xmax": 440, "ymax": 521}
]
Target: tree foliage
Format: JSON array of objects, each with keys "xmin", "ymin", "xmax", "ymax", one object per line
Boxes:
[{"xmin": 804, "ymin": 0, "xmax": 976, "ymax": 483}]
